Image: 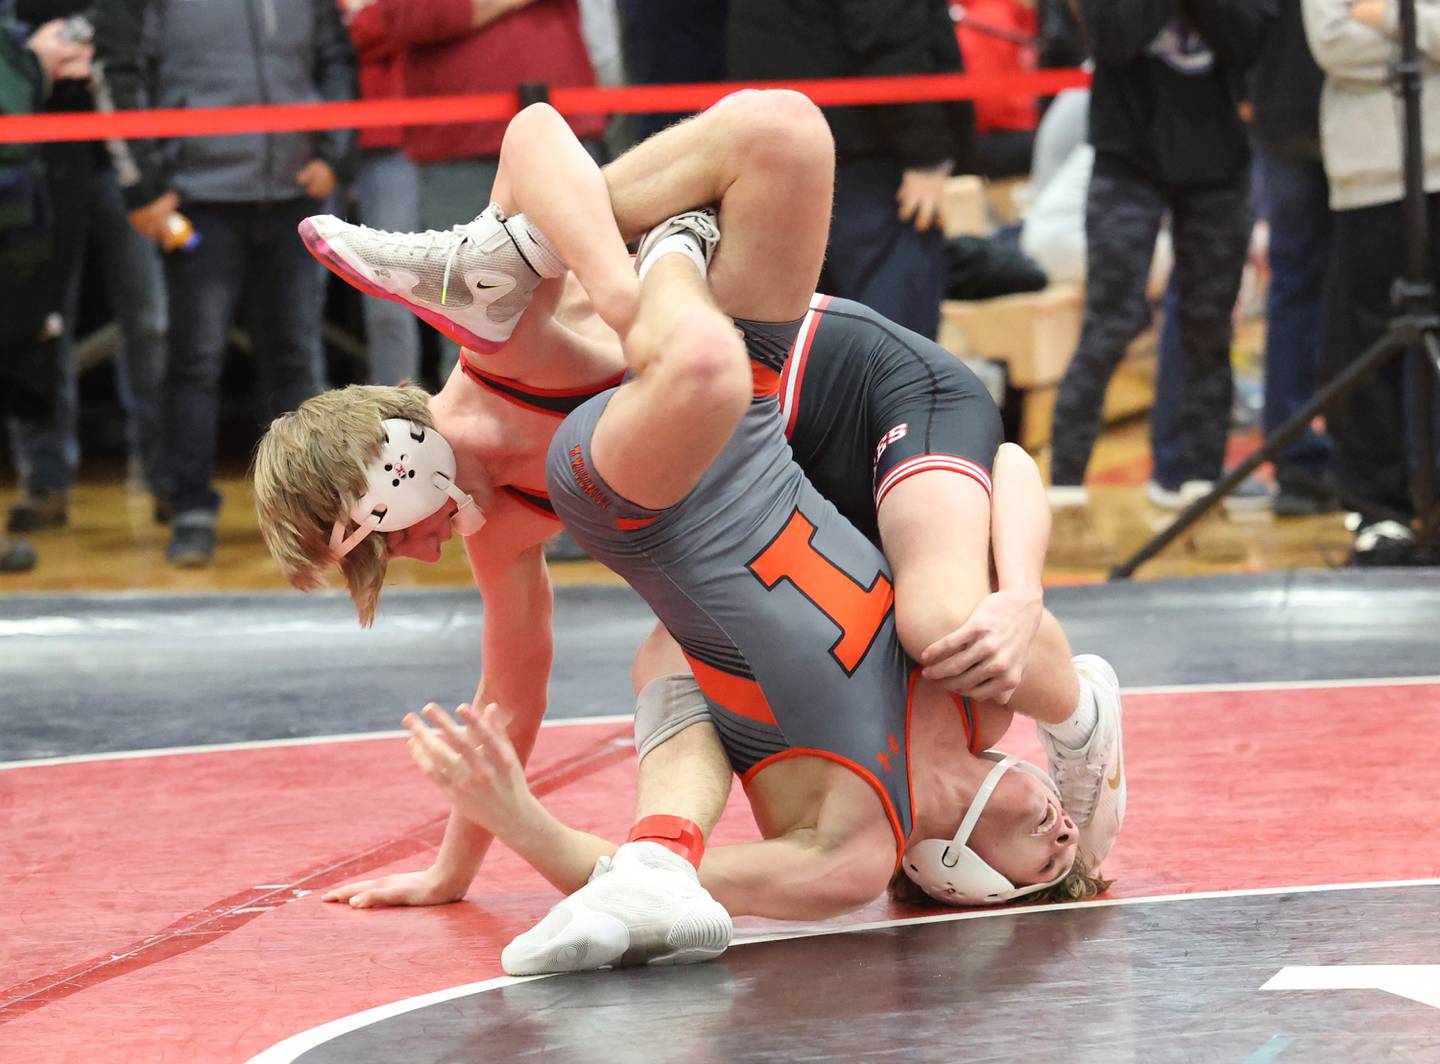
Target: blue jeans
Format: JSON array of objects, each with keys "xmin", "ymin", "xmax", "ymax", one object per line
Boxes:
[
  {"xmin": 1257, "ymin": 149, "xmax": 1333, "ymax": 476},
  {"xmin": 419, "ymin": 157, "xmax": 500, "ymax": 380},
  {"xmin": 822, "ymin": 157, "xmax": 945, "ymax": 341},
  {"xmin": 352, "ymin": 149, "xmax": 421, "ymax": 384},
  {"xmin": 163, "ymin": 198, "xmax": 324, "ymax": 518},
  {"xmin": 6, "ymin": 162, "xmax": 167, "ymax": 494}
]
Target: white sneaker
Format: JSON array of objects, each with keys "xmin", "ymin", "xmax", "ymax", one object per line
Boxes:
[
  {"xmin": 1038, "ymin": 655, "xmax": 1126, "ymax": 870},
  {"xmin": 500, "ymin": 841, "xmax": 732, "ymax": 977},
  {"xmin": 299, "ymin": 205, "xmax": 542, "ymax": 353},
  {"xmin": 634, "ymin": 208, "xmax": 721, "ymax": 279}
]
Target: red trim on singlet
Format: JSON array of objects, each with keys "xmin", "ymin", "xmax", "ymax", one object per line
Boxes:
[
  {"xmin": 752, "ymin": 362, "xmax": 782, "ymax": 399},
  {"xmin": 779, "ymin": 294, "xmax": 832, "ymax": 438},
  {"xmin": 459, "ymin": 358, "xmax": 626, "ymax": 417},
  {"xmin": 874, "ymin": 454, "xmax": 993, "ymax": 511},
  {"xmin": 741, "ymin": 748, "xmax": 907, "ymax": 864},
  {"xmin": 502, "ymin": 485, "xmax": 556, "ymax": 518},
  {"xmin": 683, "ymin": 653, "xmax": 779, "ymax": 727},
  {"xmin": 949, "ymin": 691, "xmax": 983, "ymax": 754},
  {"xmin": 616, "ymin": 515, "xmax": 656, "ymax": 531}
]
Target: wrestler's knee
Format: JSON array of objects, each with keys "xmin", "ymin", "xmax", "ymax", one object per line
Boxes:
[
  {"xmin": 634, "ymin": 307, "xmax": 749, "ymax": 411},
  {"xmin": 722, "ymin": 90, "xmax": 833, "ymax": 178}
]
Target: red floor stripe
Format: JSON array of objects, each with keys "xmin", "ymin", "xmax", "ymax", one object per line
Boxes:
[{"xmin": 0, "ymin": 724, "xmax": 632, "ymax": 1024}]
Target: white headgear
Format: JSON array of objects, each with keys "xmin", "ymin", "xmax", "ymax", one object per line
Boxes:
[
  {"xmin": 902, "ymin": 753, "xmax": 1072, "ymax": 906},
  {"xmin": 329, "ymin": 419, "xmax": 485, "ymax": 558}
]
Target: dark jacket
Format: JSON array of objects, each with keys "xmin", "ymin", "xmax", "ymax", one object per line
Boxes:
[
  {"xmin": 1248, "ymin": 0, "xmax": 1321, "ymax": 159},
  {"xmin": 1078, "ymin": 0, "xmax": 1274, "ymax": 186},
  {"xmin": 0, "ymin": 6, "xmax": 48, "ymax": 278},
  {"xmin": 93, "ymin": 0, "xmax": 357, "ymax": 209},
  {"xmin": 726, "ymin": 0, "xmax": 973, "ymax": 171}
]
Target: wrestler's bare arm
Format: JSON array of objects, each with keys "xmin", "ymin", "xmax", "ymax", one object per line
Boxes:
[
  {"xmin": 322, "ymin": 509, "xmax": 556, "ymax": 907},
  {"xmin": 407, "ymin": 704, "xmax": 896, "ymax": 920}
]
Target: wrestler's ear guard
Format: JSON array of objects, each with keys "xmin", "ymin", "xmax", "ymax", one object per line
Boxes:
[
  {"xmin": 330, "ymin": 418, "xmax": 485, "ymax": 558},
  {"xmin": 902, "ymin": 754, "xmax": 1071, "ymax": 906}
]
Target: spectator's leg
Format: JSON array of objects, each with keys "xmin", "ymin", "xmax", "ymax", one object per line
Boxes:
[
  {"xmin": 5, "ymin": 144, "xmax": 91, "ymax": 531},
  {"xmin": 1259, "ymin": 150, "xmax": 1334, "ymax": 489},
  {"xmin": 161, "ymin": 203, "xmax": 245, "ymax": 527},
  {"xmin": 1325, "ymin": 200, "xmax": 1413, "ymax": 523},
  {"xmin": 821, "ymin": 157, "xmax": 946, "ymax": 340},
  {"xmin": 352, "ymin": 149, "xmax": 422, "ymax": 384},
  {"xmin": 418, "ymin": 158, "xmax": 499, "ymax": 379},
  {"xmin": 250, "ymin": 199, "xmax": 326, "ymax": 422},
  {"xmin": 617, "ymin": 0, "xmax": 728, "ymax": 143},
  {"xmin": 1168, "ymin": 176, "xmax": 1252, "ymax": 486},
  {"xmin": 92, "ymin": 165, "xmax": 168, "ymax": 499},
  {"xmin": 1049, "ymin": 165, "xmax": 1165, "ymax": 487},
  {"xmin": 1149, "ymin": 278, "xmax": 1189, "ymax": 493}
]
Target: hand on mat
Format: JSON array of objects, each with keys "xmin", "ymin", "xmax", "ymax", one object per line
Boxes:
[
  {"xmin": 322, "ymin": 868, "xmax": 468, "ymax": 909},
  {"xmin": 404, "ymin": 701, "xmax": 537, "ymax": 841},
  {"xmin": 919, "ymin": 588, "xmax": 1043, "ymax": 703}
]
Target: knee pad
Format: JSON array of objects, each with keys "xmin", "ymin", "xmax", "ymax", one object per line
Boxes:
[{"xmin": 634, "ymin": 673, "xmax": 712, "ymax": 763}]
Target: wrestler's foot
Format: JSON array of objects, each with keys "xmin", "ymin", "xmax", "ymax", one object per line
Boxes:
[
  {"xmin": 1039, "ymin": 655, "xmax": 1125, "ymax": 869},
  {"xmin": 299, "ymin": 204, "xmax": 543, "ymax": 352},
  {"xmin": 500, "ymin": 841, "xmax": 732, "ymax": 976},
  {"xmin": 634, "ymin": 208, "xmax": 721, "ymax": 280}
]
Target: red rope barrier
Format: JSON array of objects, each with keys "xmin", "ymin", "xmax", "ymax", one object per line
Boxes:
[{"xmin": 0, "ymin": 69, "xmax": 1089, "ymax": 146}]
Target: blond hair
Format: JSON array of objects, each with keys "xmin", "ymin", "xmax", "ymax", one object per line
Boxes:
[
  {"xmin": 887, "ymin": 850, "xmax": 1114, "ymax": 909},
  {"xmin": 252, "ymin": 384, "xmax": 435, "ymax": 626}
]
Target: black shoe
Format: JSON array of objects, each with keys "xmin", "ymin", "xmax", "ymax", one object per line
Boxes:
[
  {"xmin": 166, "ymin": 521, "xmax": 216, "ymax": 568},
  {"xmin": 1273, "ymin": 467, "xmax": 1340, "ymax": 518},
  {"xmin": 1346, "ymin": 519, "xmax": 1415, "ymax": 567},
  {"xmin": 0, "ymin": 534, "xmax": 37, "ymax": 572},
  {"xmin": 7, "ymin": 491, "xmax": 68, "ymax": 533},
  {"xmin": 154, "ymin": 495, "xmax": 173, "ymax": 526}
]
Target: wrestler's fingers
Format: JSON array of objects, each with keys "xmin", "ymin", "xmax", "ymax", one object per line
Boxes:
[
  {"xmin": 420, "ymin": 703, "xmax": 473, "ymax": 757},
  {"xmin": 921, "ymin": 640, "xmax": 990, "ymax": 680},
  {"xmin": 919, "ymin": 626, "xmax": 976, "ymax": 666}
]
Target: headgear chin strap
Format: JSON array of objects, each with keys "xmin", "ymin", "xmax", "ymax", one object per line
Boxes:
[
  {"xmin": 903, "ymin": 753, "xmax": 1071, "ymax": 906},
  {"xmin": 330, "ymin": 419, "xmax": 485, "ymax": 559}
]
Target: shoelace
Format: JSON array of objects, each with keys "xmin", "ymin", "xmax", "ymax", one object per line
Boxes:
[
  {"xmin": 362, "ymin": 221, "xmax": 483, "ymax": 307},
  {"xmin": 1052, "ymin": 759, "xmax": 1103, "ymax": 820}
]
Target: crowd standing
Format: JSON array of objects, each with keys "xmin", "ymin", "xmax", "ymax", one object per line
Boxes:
[{"xmin": 0, "ymin": 0, "xmax": 1433, "ymax": 573}]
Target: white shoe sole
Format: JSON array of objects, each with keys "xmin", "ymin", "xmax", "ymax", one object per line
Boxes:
[{"xmin": 501, "ymin": 896, "xmax": 732, "ymax": 977}]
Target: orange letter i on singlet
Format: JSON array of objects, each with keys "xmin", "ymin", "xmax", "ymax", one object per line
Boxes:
[{"xmin": 748, "ymin": 510, "xmax": 894, "ymax": 674}]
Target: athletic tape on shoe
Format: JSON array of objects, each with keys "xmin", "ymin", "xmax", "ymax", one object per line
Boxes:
[
  {"xmin": 903, "ymin": 754, "xmax": 1071, "ymax": 906},
  {"xmin": 330, "ymin": 419, "xmax": 485, "ymax": 558}
]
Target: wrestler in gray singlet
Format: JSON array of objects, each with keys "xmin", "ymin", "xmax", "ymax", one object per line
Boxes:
[{"xmin": 546, "ymin": 384, "xmax": 918, "ymax": 850}]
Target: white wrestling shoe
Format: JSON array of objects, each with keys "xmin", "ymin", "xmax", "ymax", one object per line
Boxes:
[
  {"xmin": 501, "ymin": 841, "xmax": 733, "ymax": 977},
  {"xmin": 634, "ymin": 208, "xmax": 721, "ymax": 279},
  {"xmin": 299, "ymin": 204, "xmax": 544, "ymax": 353},
  {"xmin": 1038, "ymin": 655, "xmax": 1126, "ymax": 870}
]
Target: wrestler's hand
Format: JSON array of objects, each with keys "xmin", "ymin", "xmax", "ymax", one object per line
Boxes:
[
  {"xmin": 918, "ymin": 588, "xmax": 1043, "ymax": 703},
  {"xmin": 404, "ymin": 701, "xmax": 538, "ymax": 841},
  {"xmin": 322, "ymin": 868, "xmax": 468, "ymax": 909}
]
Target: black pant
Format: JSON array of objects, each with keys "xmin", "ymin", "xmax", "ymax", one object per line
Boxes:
[
  {"xmin": 1050, "ymin": 157, "xmax": 1252, "ymax": 486},
  {"xmin": 1325, "ymin": 193, "xmax": 1440, "ymax": 523},
  {"xmin": 821, "ymin": 157, "xmax": 946, "ymax": 342}
]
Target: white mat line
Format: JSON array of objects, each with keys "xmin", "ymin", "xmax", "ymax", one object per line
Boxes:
[
  {"xmin": 244, "ymin": 876, "xmax": 1440, "ymax": 1064},
  {"xmin": 9, "ymin": 672, "xmax": 1440, "ymax": 771},
  {"xmin": 0, "ymin": 713, "xmax": 635, "ymax": 772}
]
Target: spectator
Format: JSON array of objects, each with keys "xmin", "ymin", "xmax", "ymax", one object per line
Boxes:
[
  {"xmin": 6, "ymin": 0, "xmax": 168, "ymax": 537},
  {"xmin": 0, "ymin": 10, "xmax": 91, "ymax": 571},
  {"xmin": 338, "ymin": 0, "xmax": 421, "ymax": 385},
  {"xmin": 345, "ymin": 0, "xmax": 605, "ymax": 376},
  {"xmin": 617, "ymin": 0, "xmax": 727, "ymax": 143},
  {"xmin": 727, "ymin": 0, "xmax": 974, "ymax": 341},
  {"xmin": 94, "ymin": 0, "xmax": 356, "ymax": 567},
  {"xmin": 1302, "ymin": 0, "xmax": 1440, "ymax": 564},
  {"xmin": 1045, "ymin": 0, "xmax": 1274, "ymax": 560},
  {"xmin": 1250, "ymin": 0, "xmax": 1336, "ymax": 517},
  {"xmin": 954, "ymin": 0, "xmax": 1039, "ymax": 179}
]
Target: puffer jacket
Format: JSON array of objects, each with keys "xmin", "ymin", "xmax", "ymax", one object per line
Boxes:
[
  {"xmin": 1302, "ymin": 0, "xmax": 1440, "ymax": 210},
  {"xmin": 94, "ymin": 0, "xmax": 357, "ymax": 209}
]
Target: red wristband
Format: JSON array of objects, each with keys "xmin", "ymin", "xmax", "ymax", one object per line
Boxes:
[{"xmin": 626, "ymin": 814, "xmax": 706, "ymax": 868}]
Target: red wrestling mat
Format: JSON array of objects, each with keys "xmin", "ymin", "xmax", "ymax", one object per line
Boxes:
[{"xmin": 4, "ymin": 681, "xmax": 1439, "ymax": 1063}]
